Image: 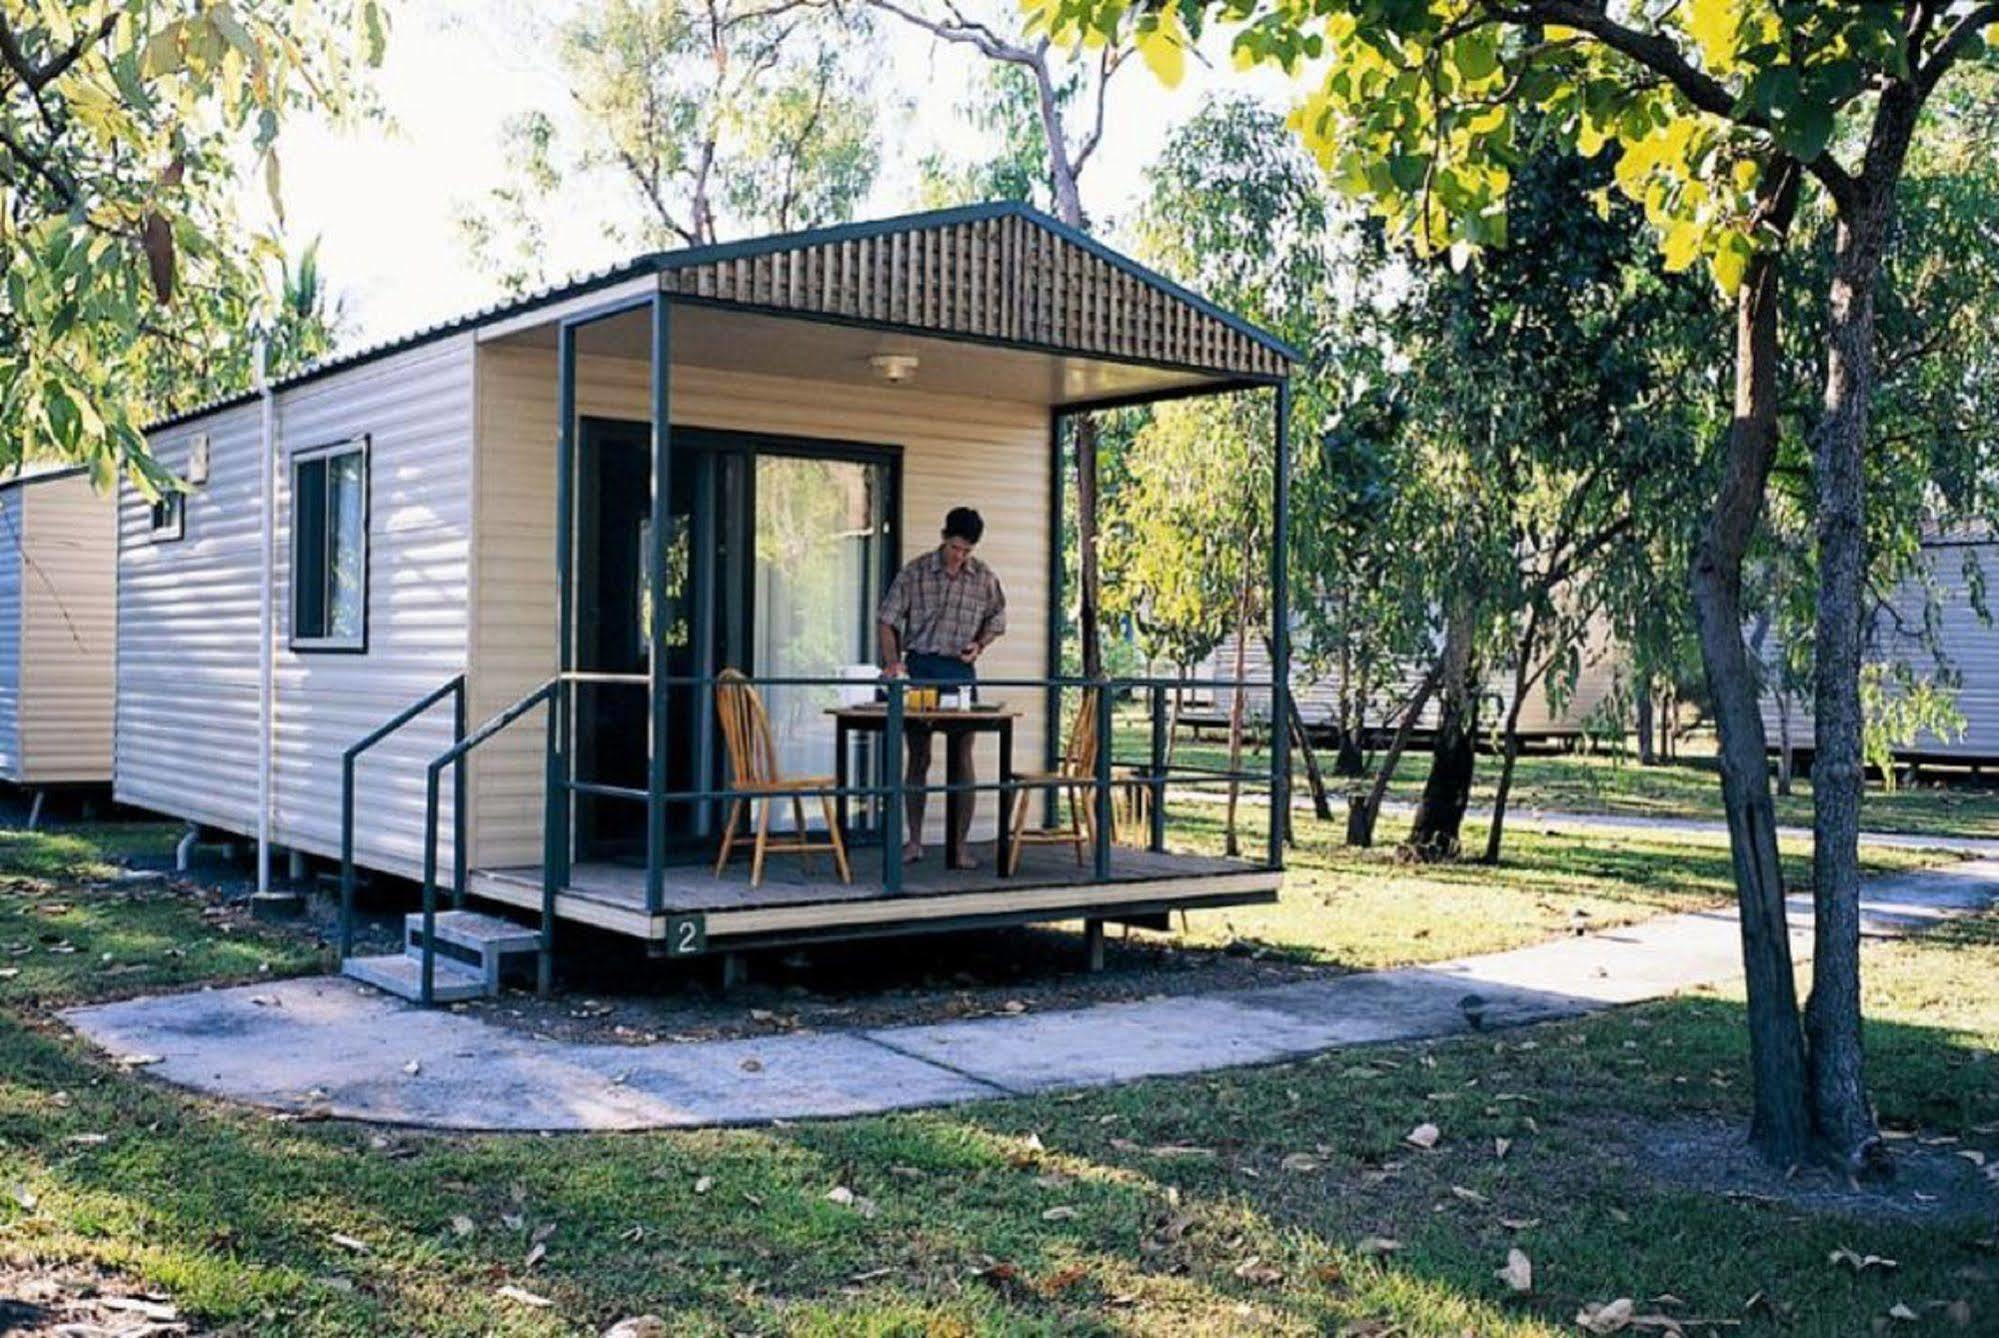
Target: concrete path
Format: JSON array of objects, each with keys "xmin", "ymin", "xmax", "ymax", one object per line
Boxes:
[{"xmin": 64, "ymin": 859, "xmax": 1997, "ymax": 1133}]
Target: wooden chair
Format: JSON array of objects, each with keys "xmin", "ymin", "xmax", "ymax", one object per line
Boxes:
[
  {"xmin": 1004, "ymin": 687, "xmax": 1105, "ymax": 876},
  {"xmin": 713, "ymin": 670, "xmax": 852, "ymax": 888}
]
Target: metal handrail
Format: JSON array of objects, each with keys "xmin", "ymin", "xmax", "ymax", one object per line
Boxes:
[
  {"xmin": 339, "ymin": 675, "xmax": 465, "ymax": 960},
  {"xmin": 416, "ymin": 677, "xmax": 561, "ymax": 1005}
]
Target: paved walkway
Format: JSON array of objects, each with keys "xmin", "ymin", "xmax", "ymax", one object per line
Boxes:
[{"xmin": 64, "ymin": 859, "xmax": 1997, "ymax": 1133}]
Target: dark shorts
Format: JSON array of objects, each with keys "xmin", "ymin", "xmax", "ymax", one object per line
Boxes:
[{"xmin": 906, "ymin": 650, "xmax": 976, "ymax": 686}]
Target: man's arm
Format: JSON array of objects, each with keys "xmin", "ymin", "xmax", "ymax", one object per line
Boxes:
[
  {"xmin": 961, "ymin": 572, "xmax": 1007, "ymax": 662},
  {"xmin": 879, "ymin": 621, "xmax": 905, "ymax": 677}
]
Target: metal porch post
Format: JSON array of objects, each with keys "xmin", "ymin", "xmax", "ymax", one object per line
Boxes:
[
  {"xmin": 552, "ymin": 322, "xmax": 577, "ymax": 891},
  {"xmin": 1267, "ymin": 380, "xmax": 1292, "ymax": 870},
  {"xmin": 645, "ymin": 294, "xmax": 672, "ymax": 917},
  {"xmin": 1045, "ymin": 410, "xmax": 1065, "ymax": 781}
]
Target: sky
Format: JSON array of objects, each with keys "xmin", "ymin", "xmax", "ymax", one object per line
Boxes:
[{"xmin": 272, "ymin": 1, "xmax": 1299, "ymax": 351}]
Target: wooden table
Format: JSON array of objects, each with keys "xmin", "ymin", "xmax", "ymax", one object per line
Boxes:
[{"xmin": 829, "ymin": 705, "xmax": 1019, "ymax": 875}]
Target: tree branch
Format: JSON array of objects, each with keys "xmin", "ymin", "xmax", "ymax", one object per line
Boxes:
[{"xmin": 1918, "ymin": 2, "xmax": 1999, "ymax": 96}]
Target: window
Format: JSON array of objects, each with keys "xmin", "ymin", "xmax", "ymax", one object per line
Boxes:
[
  {"xmin": 148, "ymin": 492, "xmax": 184, "ymax": 542},
  {"xmin": 291, "ymin": 437, "xmax": 369, "ymax": 651}
]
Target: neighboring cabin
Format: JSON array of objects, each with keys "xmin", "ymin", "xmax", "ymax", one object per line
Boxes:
[
  {"xmin": 1194, "ymin": 623, "xmax": 1623, "ymax": 748},
  {"xmin": 1762, "ymin": 533, "xmax": 1999, "ymax": 767},
  {"xmin": 0, "ymin": 465, "xmax": 118, "ymax": 798}
]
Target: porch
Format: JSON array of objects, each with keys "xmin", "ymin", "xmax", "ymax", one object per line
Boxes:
[{"xmin": 335, "ymin": 204, "xmax": 1300, "ymax": 1002}]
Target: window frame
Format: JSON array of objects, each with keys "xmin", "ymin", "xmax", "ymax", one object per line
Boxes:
[
  {"xmin": 146, "ymin": 490, "xmax": 185, "ymax": 543},
  {"xmin": 288, "ymin": 435, "xmax": 372, "ymax": 655}
]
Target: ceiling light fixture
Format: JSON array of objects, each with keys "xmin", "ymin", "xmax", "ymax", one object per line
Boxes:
[{"xmin": 869, "ymin": 353, "xmax": 919, "ymax": 385}]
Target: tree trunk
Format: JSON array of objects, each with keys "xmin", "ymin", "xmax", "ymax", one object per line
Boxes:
[
  {"xmin": 1635, "ymin": 669, "xmax": 1656, "ymax": 765},
  {"xmin": 1288, "ymin": 694, "xmax": 1334, "ymax": 823},
  {"xmin": 1482, "ymin": 615, "xmax": 1541, "ymax": 865},
  {"xmin": 1222, "ymin": 622, "xmax": 1252, "ymax": 859},
  {"xmin": 1776, "ymin": 689, "xmax": 1795, "ymax": 796},
  {"xmin": 1686, "ymin": 161, "xmax": 1812, "ymax": 1167},
  {"xmin": 1805, "ymin": 100, "xmax": 1916, "ymax": 1171},
  {"xmin": 1407, "ymin": 600, "xmax": 1477, "ymax": 859},
  {"xmin": 1348, "ymin": 667, "xmax": 1438, "ymax": 847}
]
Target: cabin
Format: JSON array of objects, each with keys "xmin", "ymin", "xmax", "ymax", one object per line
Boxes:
[
  {"xmin": 1193, "ymin": 622, "xmax": 1622, "ymax": 750},
  {"xmin": 0, "ymin": 464, "xmax": 118, "ymax": 816},
  {"xmin": 1762, "ymin": 532, "xmax": 1999, "ymax": 769},
  {"xmin": 122, "ymin": 203, "xmax": 1299, "ymax": 1002}
]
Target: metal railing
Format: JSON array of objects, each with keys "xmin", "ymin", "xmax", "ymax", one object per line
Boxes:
[
  {"xmin": 339, "ymin": 675, "xmax": 464, "ymax": 960},
  {"xmin": 353, "ymin": 669, "xmax": 1283, "ymax": 1005}
]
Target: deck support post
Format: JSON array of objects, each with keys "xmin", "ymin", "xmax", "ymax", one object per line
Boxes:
[
  {"xmin": 1092, "ymin": 677, "xmax": 1113, "ymax": 882},
  {"xmin": 1147, "ymin": 684, "xmax": 1168, "ymax": 853},
  {"xmin": 552, "ymin": 320, "xmax": 578, "ymax": 893},
  {"xmin": 883, "ymin": 681, "xmax": 905, "ymax": 895},
  {"xmin": 1267, "ymin": 380, "xmax": 1292, "ymax": 871},
  {"xmin": 452, "ymin": 678, "xmax": 467, "ymax": 908},
  {"xmin": 1083, "ymin": 917, "xmax": 1105, "ymax": 972},
  {"xmin": 1045, "ymin": 411, "xmax": 1065, "ymax": 827},
  {"xmin": 645, "ymin": 293, "xmax": 673, "ymax": 919},
  {"xmin": 719, "ymin": 952, "xmax": 748, "ymax": 993}
]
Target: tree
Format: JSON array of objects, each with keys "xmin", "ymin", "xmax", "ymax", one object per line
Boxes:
[
  {"xmin": 1035, "ymin": 0, "xmax": 1999, "ymax": 1170},
  {"xmin": 872, "ymin": 0, "xmax": 1162, "ymax": 681},
  {"xmin": 0, "ymin": 0, "xmax": 386, "ymax": 488},
  {"xmin": 458, "ymin": 0, "xmax": 879, "ymax": 286}
]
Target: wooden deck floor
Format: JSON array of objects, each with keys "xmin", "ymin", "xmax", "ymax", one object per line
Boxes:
[{"xmin": 467, "ymin": 841, "xmax": 1279, "ymax": 946}]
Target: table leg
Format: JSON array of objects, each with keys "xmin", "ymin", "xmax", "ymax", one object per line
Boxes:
[
  {"xmin": 835, "ymin": 719, "xmax": 850, "ymax": 840},
  {"xmin": 997, "ymin": 719, "xmax": 1014, "ymax": 878},
  {"xmin": 944, "ymin": 725, "xmax": 965, "ymax": 871}
]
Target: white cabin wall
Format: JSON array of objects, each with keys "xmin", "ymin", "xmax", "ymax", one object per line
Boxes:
[
  {"xmin": 122, "ymin": 338, "xmax": 475, "ymax": 875},
  {"xmin": 270, "ymin": 338, "xmax": 475, "ymax": 874},
  {"xmin": 18, "ymin": 472, "xmax": 117, "ymax": 782},
  {"xmin": 0, "ymin": 488, "xmax": 22, "ymax": 780},
  {"xmin": 470, "ymin": 343, "xmax": 1051, "ymax": 866}
]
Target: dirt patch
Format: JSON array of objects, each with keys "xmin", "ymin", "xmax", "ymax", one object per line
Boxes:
[
  {"xmin": 1627, "ymin": 1115, "xmax": 1999, "ymax": 1225},
  {"xmin": 0, "ymin": 1250, "xmax": 204, "ymax": 1335},
  {"xmin": 456, "ymin": 921, "xmax": 1335, "ymax": 1045}
]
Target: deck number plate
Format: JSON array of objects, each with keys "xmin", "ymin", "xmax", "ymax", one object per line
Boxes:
[{"xmin": 665, "ymin": 914, "xmax": 707, "ymax": 957}]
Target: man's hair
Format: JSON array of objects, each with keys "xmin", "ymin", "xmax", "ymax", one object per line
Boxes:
[{"xmin": 942, "ymin": 507, "xmax": 985, "ymax": 543}]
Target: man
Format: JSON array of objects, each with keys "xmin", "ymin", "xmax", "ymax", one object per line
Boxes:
[{"xmin": 878, "ymin": 507, "xmax": 1007, "ymax": 867}]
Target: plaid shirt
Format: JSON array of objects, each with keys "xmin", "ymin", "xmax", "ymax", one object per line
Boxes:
[{"xmin": 879, "ymin": 548, "xmax": 1007, "ymax": 656}]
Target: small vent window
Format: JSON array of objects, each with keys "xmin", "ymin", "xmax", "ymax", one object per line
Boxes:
[{"xmin": 148, "ymin": 492, "xmax": 184, "ymax": 542}]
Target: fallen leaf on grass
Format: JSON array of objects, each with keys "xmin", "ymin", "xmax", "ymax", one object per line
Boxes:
[
  {"xmin": 1576, "ymin": 1297, "xmax": 1634, "ymax": 1333},
  {"xmin": 330, "ymin": 1233, "xmax": 371, "ymax": 1254},
  {"xmin": 1233, "ymin": 1255, "xmax": 1283, "ymax": 1284},
  {"xmin": 1355, "ymin": 1236, "xmax": 1401, "ymax": 1257},
  {"xmin": 694, "ymin": 1175, "xmax": 714, "ymax": 1195},
  {"xmin": 1280, "ymin": 1152, "xmax": 1322, "ymax": 1173},
  {"xmin": 1148, "ymin": 1144, "xmax": 1215, "ymax": 1159},
  {"xmin": 525, "ymin": 1242, "xmax": 547, "ymax": 1269},
  {"xmin": 1886, "ymin": 1301, "xmax": 1919, "ymax": 1322},
  {"xmin": 1494, "ymin": 1136, "xmax": 1513, "ymax": 1160},
  {"xmin": 1404, "ymin": 1122, "xmax": 1440, "ymax": 1150},
  {"xmin": 602, "ymin": 1318, "xmax": 669, "ymax": 1338},
  {"xmin": 825, "ymin": 1185, "xmax": 878, "ymax": 1218},
  {"xmin": 496, "ymin": 1284, "xmax": 552, "ymax": 1308},
  {"xmin": 115, "ymin": 1053, "xmax": 163, "ymax": 1068},
  {"xmin": 450, "ymin": 1215, "xmax": 475, "ymax": 1237},
  {"xmin": 1041, "ymin": 1206, "xmax": 1078, "ymax": 1222},
  {"xmin": 1450, "ymin": 1185, "xmax": 1489, "ymax": 1205},
  {"xmin": 1495, "ymin": 1247, "xmax": 1532, "ymax": 1294},
  {"xmin": 1499, "ymin": 1216, "xmax": 1542, "ymax": 1231},
  {"xmin": 9, "ymin": 1184, "xmax": 37, "ymax": 1210},
  {"xmin": 1039, "ymin": 1264, "xmax": 1088, "ymax": 1294},
  {"xmin": 1829, "ymin": 1246, "xmax": 1899, "ymax": 1273},
  {"xmin": 97, "ymin": 1296, "xmax": 179, "ymax": 1322}
]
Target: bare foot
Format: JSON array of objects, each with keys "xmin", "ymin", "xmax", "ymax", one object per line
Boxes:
[
  {"xmin": 952, "ymin": 854, "xmax": 980, "ymax": 871},
  {"xmin": 902, "ymin": 841, "xmax": 925, "ymax": 864}
]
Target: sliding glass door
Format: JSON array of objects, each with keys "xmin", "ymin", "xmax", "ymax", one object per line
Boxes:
[{"xmin": 572, "ymin": 424, "xmax": 896, "ymax": 862}]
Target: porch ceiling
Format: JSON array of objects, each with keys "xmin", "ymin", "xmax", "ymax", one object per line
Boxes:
[{"xmin": 490, "ymin": 300, "xmax": 1242, "ymax": 409}]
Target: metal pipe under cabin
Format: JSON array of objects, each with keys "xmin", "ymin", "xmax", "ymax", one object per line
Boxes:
[{"xmin": 256, "ymin": 338, "xmax": 275, "ymax": 895}]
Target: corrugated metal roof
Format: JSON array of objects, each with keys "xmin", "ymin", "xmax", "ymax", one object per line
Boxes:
[{"xmin": 143, "ymin": 202, "xmax": 1300, "ymax": 436}]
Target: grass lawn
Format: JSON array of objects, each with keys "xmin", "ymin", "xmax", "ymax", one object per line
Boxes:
[
  {"xmin": 4, "ymin": 820, "xmax": 1995, "ymax": 1334},
  {"xmin": 1122, "ymin": 714, "xmax": 1999, "ymax": 839}
]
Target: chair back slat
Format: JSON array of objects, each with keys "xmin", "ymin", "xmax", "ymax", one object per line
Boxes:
[
  {"xmin": 715, "ymin": 669, "xmax": 781, "ymax": 786},
  {"xmin": 1061, "ymin": 687, "xmax": 1100, "ymax": 778}
]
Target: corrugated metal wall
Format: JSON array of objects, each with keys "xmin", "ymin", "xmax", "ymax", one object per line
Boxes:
[
  {"xmin": 470, "ymin": 343, "xmax": 1051, "ymax": 866},
  {"xmin": 17, "ymin": 473, "xmax": 117, "ymax": 782},
  {"xmin": 1762, "ymin": 540, "xmax": 1999, "ymax": 761},
  {"xmin": 0, "ymin": 488, "xmax": 22, "ymax": 780},
  {"xmin": 121, "ymin": 338, "xmax": 475, "ymax": 875}
]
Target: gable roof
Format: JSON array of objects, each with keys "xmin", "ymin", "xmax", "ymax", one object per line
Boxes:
[{"xmin": 146, "ymin": 202, "xmax": 1298, "ymax": 435}]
